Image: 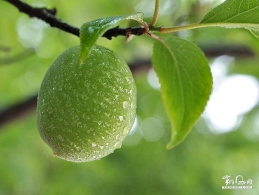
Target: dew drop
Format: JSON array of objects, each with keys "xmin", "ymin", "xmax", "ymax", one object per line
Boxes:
[
  {"xmin": 57, "ymin": 135, "xmax": 64, "ymax": 142},
  {"xmin": 105, "ymin": 113, "xmax": 110, "ymax": 118},
  {"xmin": 84, "ymin": 82, "xmax": 90, "ymax": 88},
  {"xmin": 123, "ymin": 127, "xmax": 129, "ymax": 135},
  {"xmin": 92, "ymin": 143, "xmax": 97, "ymax": 147},
  {"xmin": 77, "ymin": 122, "xmax": 82, "ymax": 128},
  {"xmin": 74, "ymin": 145, "xmax": 81, "ymax": 151},
  {"xmin": 88, "ymin": 26, "xmax": 94, "ymax": 33},
  {"xmin": 125, "ymin": 77, "xmax": 130, "ymax": 82},
  {"xmin": 92, "ymin": 84, "xmax": 98, "ymax": 91},
  {"xmin": 114, "ymin": 142, "xmax": 122, "ymax": 149},
  {"xmin": 119, "ymin": 116, "xmax": 124, "ymax": 121},
  {"xmin": 115, "ymin": 59, "xmax": 121, "ymax": 64},
  {"xmin": 81, "ymin": 94, "xmax": 89, "ymax": 100},
  {"xmin": 123, "ymin": 101, "xmax": 129, "ymax": 109},
  {"xmin": 66, "ymin": 102, "xmax": 72, "ymax": 107}
]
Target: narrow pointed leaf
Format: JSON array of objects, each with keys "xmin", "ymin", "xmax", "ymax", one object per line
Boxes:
[
  {"xmin": 200, "ymin": 0, "xmax": 259, "ymax": 33},
  {"xmin": 80, "ymin": 13, "xmax": 144, "ymax": 64},
  {"xmin": 152, "ymin": 36, "xmax": 212, "ymax": 149}
]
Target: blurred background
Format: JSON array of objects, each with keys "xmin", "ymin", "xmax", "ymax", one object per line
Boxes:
[{"xmin": 0, "ymin": 0, "xmax": 259, "ymax": 194}]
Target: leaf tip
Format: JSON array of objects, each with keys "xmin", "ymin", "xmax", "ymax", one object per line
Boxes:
[
  {"xmin": 166, "ymin": 139, "xmax": 182, "ymax": 150},
  {"xmin": 166, "ymin": 130, "xmax": 186, "ymax": 150}
]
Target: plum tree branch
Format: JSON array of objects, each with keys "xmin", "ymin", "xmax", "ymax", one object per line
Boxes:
[
  {"xmin": 4, "ymin": 0, "xmax": 147, "ymax": 39},
  {"xmin": 0, "ymin": 95, "xmax": 37, "ymax": 129},
  {"xmin": 0, "ymin": 49, "xmax": 35, "ymax": 65},
  {"xmin": 4, "ymin": 0, "xmax": 80, "ymax": 36}
]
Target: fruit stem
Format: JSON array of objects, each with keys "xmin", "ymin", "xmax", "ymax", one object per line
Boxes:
[{"xmin": 150, "ymin": 0, "xmax": 160, "ymax": 27}]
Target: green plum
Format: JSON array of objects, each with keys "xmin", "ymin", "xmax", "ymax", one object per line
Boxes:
[{"xmin": 37, "ymin": 45, "xmax": 136, "ymax": 163}]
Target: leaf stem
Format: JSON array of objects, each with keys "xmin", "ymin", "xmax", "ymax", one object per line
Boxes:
[
  {"xmin": 150, "ymin": 0, "xmax": 160, "ymax": 26},
  {"xmin": 159, "ymin": 23, "xmax": 210, "ymax": 33},
  {"xmin": 149, "ymin": 23, "xmax": 212, "ymax": 34},
  {"xmin": 157, "ymin": 22, "xmax": 242, "ymax": 33}
]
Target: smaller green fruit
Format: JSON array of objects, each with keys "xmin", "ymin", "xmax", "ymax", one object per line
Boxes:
[{"xmin": 37, "ymin": 45, "xmax": 136, "ymax": 162}]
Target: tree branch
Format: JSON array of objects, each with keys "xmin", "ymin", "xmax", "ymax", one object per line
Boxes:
[
  {"xmin": 4, "ymin": 0, "xmax": 146, "ymax": 39},
  {"xmin": 0, "ymin": 49, "xmax": 35, "ymax": 65},
  {"xmin": 0, "ymin": 95, "xmax": 37, "ymax": 129},
  {"xmin": 0, "ymin": 46, "xmax": 12, "ymax": 52}
]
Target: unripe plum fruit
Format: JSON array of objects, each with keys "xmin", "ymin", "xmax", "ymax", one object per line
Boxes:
[{"xmin": 37, "ymin": 45, "xmax": 136, "ymax": 162}]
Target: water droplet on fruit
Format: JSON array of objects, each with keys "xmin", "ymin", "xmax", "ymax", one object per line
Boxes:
[
  {"xmin": 123, "ymin": 101, "xmax": 129, "ymax": 109},
  {"xmin": 115, "ymin": 59, "xmax": 121, "ymax": 64},
  {"xmin": 105, "ymin": 113, "xmax": 110, "ymax": 118},
  {"xmin": 81, "ymin": 94, "xmax": 89, "ymax": 100},
  {"xmin": 58, "ymin": 135, "xmax": 64, "ymax": 142},
  {"xmin": 92, "ymin": 143, "xmax": 97, "ymax": 147},
  {"xmin": 77, "ymin": 122, "xmax": 83, "ymax": 128},
  {"xmin": 92, "ymin": 84, "xmax": 98, "ymax": 90},
  {"xmin": 114, "ymin": 142, "xmax": 122, "ymax": 149},
  {"xmin": 66, "ymin": 101, "xmax": 72, "ymax": 107},
  {"xmin": 123, "ymin": 127, "xmax": 128, "ymax": 135},
  {"xmin": 74, "ymin": 145, "xmax": 81, "ymax": 151},
  {"xmin": 119, "ymin": 116, "xmax": 124, "ymax": 121},
  {"xmin": 84, "ymin": 81, "xmax": 90, "ymax": 88},
  {"xmin": 94, "ymin": 48, "xmax": 103, "ymax": 58}
]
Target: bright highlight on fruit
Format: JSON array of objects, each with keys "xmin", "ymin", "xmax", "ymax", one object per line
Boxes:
[{"xmin": 37, "ymin": 45, "xmax": 137, "ymax": 163}]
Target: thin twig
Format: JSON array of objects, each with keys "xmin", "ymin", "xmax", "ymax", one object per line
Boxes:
[
  {"xmin": 4, "ymin": 0, "xmax": 80, "ymax": 36},
  {"xmin": 0, "ymin": 49, "xmax": 35, "ymax": 65},
  {"xmin": 0, "ymin": 95, "xmax": 37, "ymax": 129},
  {"xmin": 4, "ymin": 0, "xmax": 147, "ymax": 39},
  {"xmin": 0, "ymin": 46, "xmax": 12, "ymax": 52}
]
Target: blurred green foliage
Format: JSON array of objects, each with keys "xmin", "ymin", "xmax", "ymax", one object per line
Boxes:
[{"xmin": 1, "ymin": 0, "xmax": 259, "ymax": 194}]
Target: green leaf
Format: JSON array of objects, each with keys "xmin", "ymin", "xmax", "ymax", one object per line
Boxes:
[
  {"xmin": 200, "ymin": 0, "xmax": 259, "ymax": 33},
  {"xmin": 80, "ymin": 13, "xmax": 144, "ymax": 64},
  {"xmin": 152, "ymin": 36, "xmax": 212, "ymax": 149}
]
